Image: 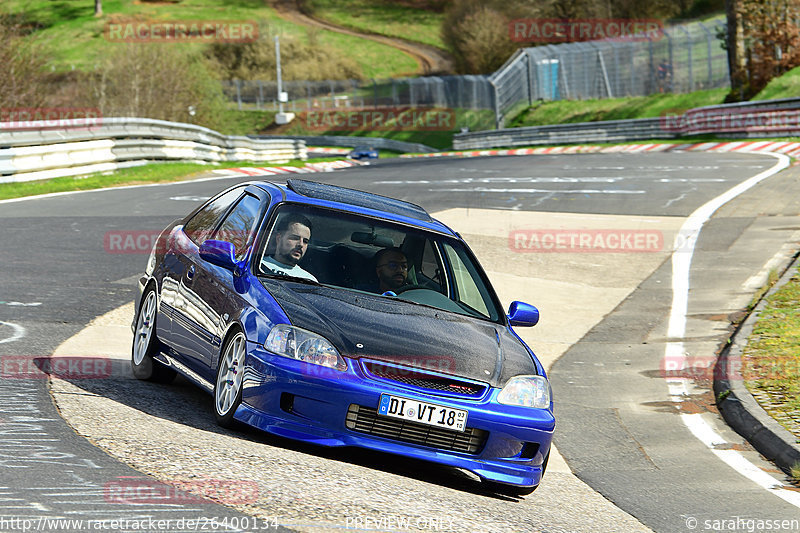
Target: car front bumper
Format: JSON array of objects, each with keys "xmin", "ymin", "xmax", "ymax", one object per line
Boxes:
[{"xmin": 236, "ymin": 342, "xmax": 554, "ymax": 488}]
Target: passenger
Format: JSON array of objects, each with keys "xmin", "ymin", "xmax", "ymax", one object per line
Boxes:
[{"xmin": 262, "ymin": 214, "xmax": 317, "ymax": 282}]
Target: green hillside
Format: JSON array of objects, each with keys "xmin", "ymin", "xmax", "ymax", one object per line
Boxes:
[{"xmin": 2, "ymin": 0, "xmax": 418, "ymax": 78}]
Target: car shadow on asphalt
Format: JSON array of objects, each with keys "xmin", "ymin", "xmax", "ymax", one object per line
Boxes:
[{"xmin": 56, "ymin": 373, "xmax": 524, "ymax": 502}]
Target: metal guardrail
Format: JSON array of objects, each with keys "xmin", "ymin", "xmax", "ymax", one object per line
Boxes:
[
  {"xmin": 252, "ymin": 134, "xmax": 436, "ymax": 154},
  {"xmin": 0, "ymin": 117, "xmax": 307, "ymax": 183},
  {"xmin": 454, "ymin": 117, "xmax": 670, "ymax": 149},
  {"xmin": 454, "ymin": 98, "xmax": 800, "ymax": 150}
]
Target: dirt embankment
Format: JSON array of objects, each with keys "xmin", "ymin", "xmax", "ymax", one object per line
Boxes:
[{"xmin": 270, "ymin": 0, "xmax": 453, "ymax": 76}]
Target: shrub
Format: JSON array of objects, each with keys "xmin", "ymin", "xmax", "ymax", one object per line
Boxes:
[
  {"xmin": 87, "ymin": 44, "xmax": 229, "ymax": 131},
  {"xmin": 0, "ymin": 18, "xmax": 49, "ymax": 109},
  {"xmin": 441, "ymin": 0, "xmax": 520, "ymax": 74},
  {"xmin": 207, "ymin": 28, "xmax": 363, "ymax": 81}
]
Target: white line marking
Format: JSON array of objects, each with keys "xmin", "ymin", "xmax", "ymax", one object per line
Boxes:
[
  {"xmin": 168, "ymin": 196, "xmax": 207, "ymax": 202},
  {"xmin": 665, "ymin": 152, "xmax": 800, "ymax": 508},
  {"xmin": 433, "ymin": 187, "xmax": 646, "ymax": 195},
  {"xmin": 0, "ymin": 321, "xmax": 25, "ymax": 344}
]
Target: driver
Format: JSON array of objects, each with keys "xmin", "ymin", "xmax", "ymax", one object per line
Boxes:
[
  {"xmin": 262, "ymin": 214, "xmax": 318, "ymax": 282},
  {"xmin": 374, "ymin": 247, "xmax": 408, "ymax": 293}
]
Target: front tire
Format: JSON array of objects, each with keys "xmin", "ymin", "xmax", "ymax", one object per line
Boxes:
[
  {"xmin": 214, "ymin": 330, "xmax": 246, "ymax": 428},
  {"xmin": 131, "ymin": 287, "xmax": 176, "ymax": 383}
]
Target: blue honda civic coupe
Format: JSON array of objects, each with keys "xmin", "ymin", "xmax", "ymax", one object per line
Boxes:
[{"xmin": 131, "ymin": 179, "xmax": 554, "ymax": 495}]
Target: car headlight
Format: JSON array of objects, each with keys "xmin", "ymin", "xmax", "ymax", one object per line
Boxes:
[
  {"xmin": 497, "ymin": 375, "xmax": 551, "ymax": 408},
  {"xmin": 265, "ymin": 325, "xmax": 346, "ymax": 371}
]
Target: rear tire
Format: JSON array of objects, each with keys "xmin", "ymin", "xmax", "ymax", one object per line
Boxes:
[
  {"xmin": 131, "ymin": 287, "xmax": 176, "ymax": 383},
  {"xmin": 214, "ymin": 330, "xmax": 246, "ymax": 428}
]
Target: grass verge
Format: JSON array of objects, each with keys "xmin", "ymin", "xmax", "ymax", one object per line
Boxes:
[
  {"xmin": 754, "ymin": 65, "xmax": 800, "ymax": 101},
  {"xmin": 306, "ymin": 0, "xmax": 446, "ymax": 50},
  {"xmin": 742, "ymin": 264, "xmax": 800, "ymax": 444},
  {"xmin": 0, "ymin": 158, "xmax": 341, "ymax": 201},
  {"xmin": 508, "ymin": 89, "xmax": 730, "ymax": 128}
]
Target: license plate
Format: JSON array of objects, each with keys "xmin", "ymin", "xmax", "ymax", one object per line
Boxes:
[{"xmin": 378, "ymin": 394, "xmax": 467, "ymax": 432}]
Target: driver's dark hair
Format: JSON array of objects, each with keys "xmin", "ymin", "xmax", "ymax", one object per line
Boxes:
[
  {"xmin": 276, "ymin": 213, "xmax": 313, "ymax": 234},
  {"xmin": 374, "ymin": 246, "xmax": 406, "ymax": 265}
]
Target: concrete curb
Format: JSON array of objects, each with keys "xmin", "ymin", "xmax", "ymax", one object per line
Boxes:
[
  {"xmin": 399, "ymin": 140, "xmax": 800, "ymax": 160},
  {"xmin": 714, "ymin": 253, "xmax": 800, "ymax": 476}
]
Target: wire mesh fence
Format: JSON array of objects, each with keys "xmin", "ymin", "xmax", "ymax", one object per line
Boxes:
[
  {"xmin": 492, "ymin": 17, "xmax": 730, "ymax": 125},
  {"xmin": 223, "ymin": 18, "xmax": 730, "ymax": 130},
  {"xmin": 221, "ymin": 76, "xmax": 495, "ymax": 112}
]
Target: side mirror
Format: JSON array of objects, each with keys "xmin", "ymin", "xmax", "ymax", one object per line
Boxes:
[
  {"xmin": 199, "ymin": 240, "xmax": 238, "ymax": 271},
  {"xmin": 507, "ymin": 301, "xmax": 539, "ymax": 327}
]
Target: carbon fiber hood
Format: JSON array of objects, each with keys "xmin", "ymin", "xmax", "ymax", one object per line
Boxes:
[{"xmin": 259, "ymin": 279, "xmax": 538, "ymax": 388}]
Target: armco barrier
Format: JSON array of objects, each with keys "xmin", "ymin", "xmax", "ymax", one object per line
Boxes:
[
  {"xmin": 454, "ymin": 117, "xmax": 669, "ymax": 150},
  {"xmin": 454, "ymin": 97, "xmax": 800, "ymax": 150},
  {"xmin": 251, "ymin": 134, "xmax": 436, "ymax": 154},
  {"xmin": 0, "ymin": 117, "xmax": 306, "ymax": 183}
]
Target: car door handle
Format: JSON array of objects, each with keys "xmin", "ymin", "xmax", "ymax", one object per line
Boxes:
[{"xmin": 186, "ymin": 265, "xmax": 196, "ymax": 281}]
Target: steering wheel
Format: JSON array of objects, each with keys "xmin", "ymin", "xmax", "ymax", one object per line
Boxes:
[{"xmin": 392, "ymin": 284, "xmax": 422, "ymax": 295}]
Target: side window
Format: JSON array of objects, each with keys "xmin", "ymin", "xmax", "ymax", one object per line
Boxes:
[
  {"xmin": 183, "ymin": 188, "xmax": 243, "ymax": 245},
  {"xmin": 214, "ymin": 194, "xmax": 262, "ymax": 261},
  {"xmin": 443, "ymin": 243, "xmax": 491, "ymax": 318}
]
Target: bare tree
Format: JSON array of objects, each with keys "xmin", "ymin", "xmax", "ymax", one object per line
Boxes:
[
  {"xmin": 731, "ymin": 0, "xmax": 800, "ymax": 99},
  {"xmin": 725, "ymin": 0, "xmax": 747, "ymax": 101}
]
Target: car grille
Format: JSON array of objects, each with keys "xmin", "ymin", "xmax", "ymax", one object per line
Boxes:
[
  {"xmin": 363, "ymin": 362, "xmax": 487, "ymax": 397},
  {"xmin": 345, "ymin": 404, "xmax": 488, "ymax": 455}
]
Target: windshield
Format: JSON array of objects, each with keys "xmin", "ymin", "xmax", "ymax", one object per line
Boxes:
[{"xmin": 255, "ymin": 203, "xmax": 503, "ymax": 322}]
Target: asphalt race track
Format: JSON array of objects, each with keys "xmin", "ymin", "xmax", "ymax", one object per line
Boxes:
[{"xmin": 1, "ymin": 152, "xmax": 799, "ymax": 532}]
